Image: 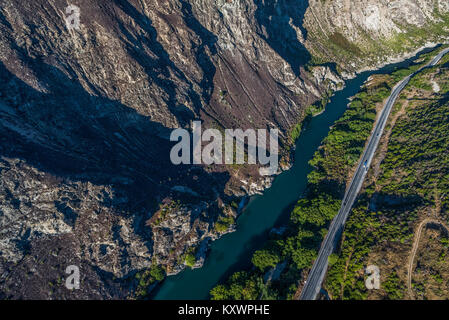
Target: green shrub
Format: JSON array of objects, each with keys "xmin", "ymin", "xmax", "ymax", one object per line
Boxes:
[
  {"xmin": 252, "ymin": 249, "xmax": 281, "ymax": 271},
  {"xmin": 185, "ymin": 253, "xmax": 196, "ymax": 268}
]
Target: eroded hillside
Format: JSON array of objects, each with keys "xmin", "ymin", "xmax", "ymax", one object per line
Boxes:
[
  {"xmin": 325, "ymin": 50, "xmax": 449, "ymax": 300},
  {"xmin": 0, "ymin": 0, "xmax": 447, "ymax": 299},
  {"xmin": 304, "ymin": 0, "xmax": 449, "ymax": 73}
]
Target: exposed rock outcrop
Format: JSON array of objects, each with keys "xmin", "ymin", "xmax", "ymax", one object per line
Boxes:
[{"xmin": 304, "ymin": 0, "xmax": 449, "ymax": 73}]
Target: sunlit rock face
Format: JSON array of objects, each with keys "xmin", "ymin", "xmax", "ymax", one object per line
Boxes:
[{"xmin": 304, "ymin": 0, "xmax": 449, "ymax": 73}]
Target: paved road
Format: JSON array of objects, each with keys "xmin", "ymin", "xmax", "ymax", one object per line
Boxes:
[{"xmin": 300, "ymin": 46, "xmax": 449, "ymax": 300}]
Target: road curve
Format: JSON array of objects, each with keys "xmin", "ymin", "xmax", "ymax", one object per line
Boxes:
[{"xmin": 300, "ymin": 46, "xmax": 449, "ymax": 300}]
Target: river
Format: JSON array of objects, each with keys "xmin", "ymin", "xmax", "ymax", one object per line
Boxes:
[{"xmin": 151, "ymin": 46, "xmax": 438, "ymax": 300}]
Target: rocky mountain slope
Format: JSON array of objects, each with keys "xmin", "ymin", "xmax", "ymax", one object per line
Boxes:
[
  {"xmin": 0, "ymin": 0, "xmax": 447, "ymax": 299},
  {"xmin": 304, "ymin": 0, "xmax": 449, "ymax": 74}
]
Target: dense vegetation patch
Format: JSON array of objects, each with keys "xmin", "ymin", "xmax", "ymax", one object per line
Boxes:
[{"xmin": 325, "ymin": 52, "xmax": 449, "ymax": 300}]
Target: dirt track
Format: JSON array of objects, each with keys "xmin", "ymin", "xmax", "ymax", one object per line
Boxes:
[{"xmin": 407, "ymin": 219, "xmax": 449, "ymax": 299}]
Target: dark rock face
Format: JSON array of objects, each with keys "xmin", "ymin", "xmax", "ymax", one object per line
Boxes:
[{"xmin": 0, "ymin": 0, "xmax": 339, "ymax": 299}]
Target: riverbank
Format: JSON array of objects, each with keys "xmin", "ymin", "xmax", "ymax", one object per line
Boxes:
[
  {"xmin": 151, "ymin": 45, "xmax": 442, "ymax": 300},
  {"xmin": 325, "ymin": 48, "xmax": 449, "ymax": 300}
]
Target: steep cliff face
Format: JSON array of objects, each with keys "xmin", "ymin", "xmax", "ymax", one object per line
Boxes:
[
  {"xmin": 304, "ymin": 0, "xmax": 449, "ymax": 74},
  {"xmin": 0, "ymin": 0, "xmax": 446, "ymax": 299},
  {"xmin": 0, "ymin": 0, "xmax": 338, "ymax": 299}
]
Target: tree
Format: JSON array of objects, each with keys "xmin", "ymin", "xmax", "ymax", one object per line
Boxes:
[
  {"xmin": 328, "ymin": 253, "xmax": 339, "ymax": 267},
  {"xmin": 252, "ymin": 249, "xmax": 281, "ymax": 271},
  {"xmin": 292, "ymin": 247, "xmax": 316, "ymax": 269},
  {"xmin": 185, "ymin": 253, "xmax": 196, "ymax": 268},
  {"xmin": 291, "ymin": 194, "xmax": 340, "ymax": 227},
  {"xmin": 149, "ymin": 265, "xmax": 165, "ymax": 281},
  {"xmin": 210, "ymin": 285, "xmax": 229, "ymax": 300}
]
